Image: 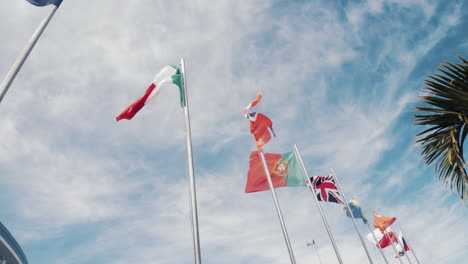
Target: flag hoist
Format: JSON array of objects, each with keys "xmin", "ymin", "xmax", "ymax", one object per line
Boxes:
[
  {"xmin": 243, "ymin": 93, "xmax": 297, "ymax": 264},
  {"xmin": 116, "ymin": 59, "xmax": 201, "ymax": 264},
  {"xmin": 0, "ymin": 0, "xmax": 63, "ymax": 104}
]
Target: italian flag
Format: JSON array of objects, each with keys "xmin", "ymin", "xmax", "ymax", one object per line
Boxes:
[
  {"xmin": 245, "ymin": 151, "xmax": 306, "ymax": 193},
  {"xmin": 116, "ymin": 66, "xmax": 183, "ymax": 121}
]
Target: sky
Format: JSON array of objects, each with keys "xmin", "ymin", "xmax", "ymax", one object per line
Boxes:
[{"xmin": 0, "ymin": 0, "xmax": 467, "ymax": 263}]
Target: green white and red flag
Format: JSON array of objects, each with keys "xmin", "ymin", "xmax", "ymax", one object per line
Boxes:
[
  {"xmin": 245, "ymin": 151, "xmax": 306, "ymax": 193},
  {"xmin": 116, "ymin": 66, "xmax": 183, "ymax": 121}
]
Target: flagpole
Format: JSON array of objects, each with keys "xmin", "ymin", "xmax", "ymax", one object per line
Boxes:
[
  {"xmin": 330, "ymin": 169, "xmax": 374, "ymax": 264},
  {"xmin": 374, "ymin": 209, "xmax": 404, "ymax": 264},
  {"xmin": 0, "ymin": 3, "xmax": 61, "ymax": 104},
  {"xmin": 258, "ymin": 150, "xmax": 297, "ymax": 264},
  {"xmin": 401, "ymin": 227, "xmax": 421, "ymax": 264},
  {"xmin": 394, "ymin": 231, "xmax": 413, "ymax": 264},
  {"xmin": 383, "ymin": 229, "xmax": 404, "ymax": 264},
  {"xmin": 180, "ymin": 58, "xmax": 202, "ymax": 264},
  {"xmin": 306, "ymin": 240, "xmax": 323, "ymax": 264},
  {"xmin": 352, "ymin": 194, "xmax": 389, "ymax": 264},
  {"xmin": 293, "ymin": 144, "xmax": 344, "ymax": 264}
]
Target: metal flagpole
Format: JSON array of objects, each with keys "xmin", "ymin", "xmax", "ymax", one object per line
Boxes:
[
  {"xmin": 258, "ymin": 150, "xmax": 296, "ymax": 264},
  {"xmin": 352, "ymin": 194, "xmax": 389, "ymax": 264},
  {"xmin": 330, "ymin": 169, "xmax": 374, "ymax": 264},
  {"xmin": 373, "ymin": 209, "xmax": 403, "ymax": 264},
  {"xmin": 180, "ymin": 58, "xmax": 202, "ymax": 264},
  {"xmin": 306, "ymin": 240, "xmax": 323, "ymax": 264},
  {"xmin": 383, "ymin": 229, "xmax": 404, "ymax": 264},
  {"xmin": 401, "ymin": 227, "xmax": 421, "ymax": 264},
  {"xmin": 0, "ymin": 3, "xmax": 61, "ymax": 104},
  {"xmin": 394, "ymin": 230, "xmax": 413, "ymax": 264},
  {"xmin": 293, "ymin": 144, "xmax": 344, "ymax": 264}
]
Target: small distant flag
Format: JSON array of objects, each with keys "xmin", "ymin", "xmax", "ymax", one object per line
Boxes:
[
  {"xmin": 398, "ymin": 232, "xmax": 410, "ymax": 251},
  {"xmin": 245, "ymin": 151, "xmax": 306, "ymax": 193},
  {"xmin": 344, "ymin": 200, "xmax": 368, "ymax": 223},
  {"xmin": 116, "ymin": 66, "xmax": 183, "ymax": 121},
  {"xmin": 395, "ymin": 250, "xmax": 405, "ymax": 258},
  {"xmin": 373, "ymin": 212, "xmax": 396, "ymax": 232},
  {"xmin": 310, "ymin": 176, "xmax": 344, "ymax": 204},
  {"xmin": 243, "ymin": 92, "xmax": 275, "ymax": 150},
  {"xmin": 25, "ymin": 0, "xmax": 62, "ymax": 6}
]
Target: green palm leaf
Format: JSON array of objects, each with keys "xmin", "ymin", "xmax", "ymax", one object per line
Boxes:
[{"xmin": 414, "ymin": 55, "xmax": 468, "ymax": 202}]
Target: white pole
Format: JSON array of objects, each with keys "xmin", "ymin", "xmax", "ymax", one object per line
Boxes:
[
  {"xmin": 0, "ymin": 4, "xmax": 60, "ymax": 104},
  {"xmin": 293, "ymin": 144, "xmax": 343, "ymax": 264},
  {"xmin": 307, "ymin": 240, "xmax": 323, "ymax": 264},
  {"xmin": 258, "ymin": 150, "xmax": 296, "ymax": 264},
  {"xmin": 330, "ymin": 169, "xmax": 374, "ymax": 264},
  {"xmin": 352, "ymin": 194, "xmax": 389, "ymax": 264},
  {"xmin": 395, "ymin": 231, "xmax": 413, "ymax": 264},
  {"xmin": 382, "ymin": 229, "xmax": 404, "ymax": 264},
  {"xmin": 180, "ymin": 58, "xmax": 202, "ymax": 264},
  {"xmin": 401, "ymin": 227, "xmax": 421, "ymax": 264}
]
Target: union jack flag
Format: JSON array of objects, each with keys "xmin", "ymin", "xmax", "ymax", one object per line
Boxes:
[{"xmin": 310, "ymin": 176, "xmax": 344, "ymax": 204}]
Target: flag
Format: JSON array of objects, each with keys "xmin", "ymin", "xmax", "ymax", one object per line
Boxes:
[
  {"xmin": 245, "ymin": 151, "xmax": 306, "ymax": 193},
  {"xmin": 366, "ymin": 227, "xmax": 398, "ymax": 248},
  {"xmin": 310, "ymin": 176, "xmax": 344, "ymax": 204},
  {"xmin": 243, "ymin": 93, "xmax": 275, "ymax": 150},
  {"xmin": 344, "ymin": 199, "xmax": 368, "ymax": 223},
  {"xmin": 247, "ymin": 112, "xmax": 275, "ymax": 150},
  {"xmin": 395, "ymin": 249, "xmax": 405, "ymax": 258},
  {"xmin": 379, "ymin": 231, "xmax": 398, "ymax": 248},
  {"xmin": 25, "ymin": 0, "xmax": 62, "ymax": 6},
  {"xmin": 398, "ymin": 232, "xmax": 410, "ymax": 251},
  {"xmin": 373, "ymin": 212, "xmax": 396, "ymax": 232},
  {"xmin": 116, "ymin": 66, "xmax": 183, "ymax": 121}
]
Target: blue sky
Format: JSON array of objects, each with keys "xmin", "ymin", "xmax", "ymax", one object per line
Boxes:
[{"xmin": 0, "ymin": 0, "xmax": 467, "ymax": 263}]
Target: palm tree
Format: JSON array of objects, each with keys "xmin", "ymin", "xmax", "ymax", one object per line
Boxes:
[{"xmin": 414, "ymin": 55, "xmax": 468, "ymax": 202}]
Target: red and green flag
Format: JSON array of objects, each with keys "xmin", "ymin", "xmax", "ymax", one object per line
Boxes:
[
  {"xmin": 245, "ymin": 151, "xmax": 306, "ymax": 193},
  {"xmin": 116, "ymin": 65, "xmax": 183, "ymax": 121}
]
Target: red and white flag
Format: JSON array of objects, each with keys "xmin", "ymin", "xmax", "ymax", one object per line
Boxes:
[
  {"xmin": 116, "ymin": 66, "xmax": 182, "ymax": 121},
  {"xmin": 243, "ymin": 92, "xmax": 275, "ymax": 150}
]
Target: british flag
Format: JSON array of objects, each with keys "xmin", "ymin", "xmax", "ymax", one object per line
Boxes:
[{"xmin": 310, "ymin": 175, "xmax": 345, "ymax": 204}]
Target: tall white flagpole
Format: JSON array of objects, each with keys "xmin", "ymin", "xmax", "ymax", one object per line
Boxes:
[
  {"xmin": 258, "ymin": 150, "xmax": 297, "ymax": 264},
  {"xmin": 330, "ymin": 169, "xmax": 374, "ymax": 264},
  {"xmin": 383, "ymin": 229, "xmax": 404, "ymax": 264},
  {"xmin": 394, "ymin": 230, "xmax": 413, "ymax": 264},
  {"xmin": 180, "ymin": 58, "xmax": 202, "ymax": 264},
  {"xmin": 307, "ymin": 240, "xmax": 323, "ymax": 264},
  {"xmin": 0, "ymin": 3, "xmax": 61, "ymax": 104},
  {"xmin": 401, "ymin": 226, "xmax": 421, "ymax": 264},
  {"xmin": 352, "ymin": 194, "xmax": 389, "ymax": 264},
  {"xmin": 293, "ymin": 144, "xmax": 344, "ymax": 264}
]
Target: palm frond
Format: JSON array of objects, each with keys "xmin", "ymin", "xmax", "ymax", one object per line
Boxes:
[{"xmin": 414, "ymin": 55, "xmax": 468, "ymax": 202}]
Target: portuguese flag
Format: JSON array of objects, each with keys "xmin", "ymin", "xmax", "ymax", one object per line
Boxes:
[
  {"xmin": 245, "ymin": 151, "xmax": 306, "ymax": 193},
  {"xmin": 116, "ymin": 65, "xmax": 183, "ymax": 121}
]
